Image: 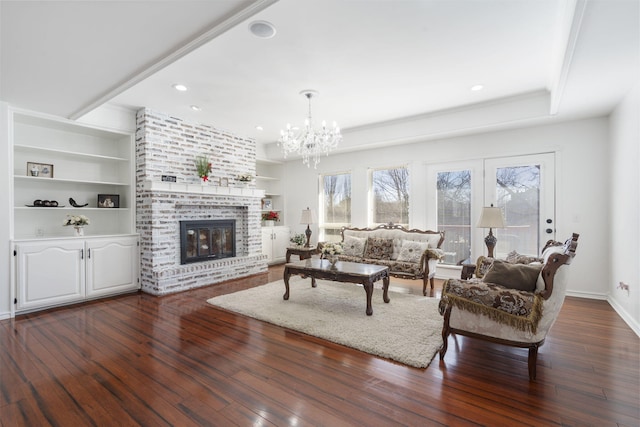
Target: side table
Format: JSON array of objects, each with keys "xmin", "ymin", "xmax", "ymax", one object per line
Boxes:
[
  {"xmin": 285, "ymin": 246, "xmax": 319, "ymax": 263},
  {"xmin": 461, "ymin": 263, "xmax": 476, "ymax": 280}
]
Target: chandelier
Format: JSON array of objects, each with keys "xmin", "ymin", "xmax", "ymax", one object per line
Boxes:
[{"xmin": 279, "ymin": 90, "xmax": 342, "ymax": 168}]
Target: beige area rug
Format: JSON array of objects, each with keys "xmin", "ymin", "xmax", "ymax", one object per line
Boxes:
[{"xmin": 207, "ymin": 277, "xmax": 443, "ymax": 368}]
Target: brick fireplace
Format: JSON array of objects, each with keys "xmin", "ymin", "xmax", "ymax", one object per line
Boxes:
[{"xmin": 136, "ymin": 108, "xmax": 268, "ymax": 295}]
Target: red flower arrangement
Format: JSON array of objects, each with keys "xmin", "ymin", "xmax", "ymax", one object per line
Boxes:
[{"xmin": 261, "ymin": 211, "xmax": 280, "ymax": 221}]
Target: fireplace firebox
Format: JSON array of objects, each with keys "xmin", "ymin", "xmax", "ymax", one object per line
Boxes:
[{"xmin": 180, "ymin": 220, "xmax": 236, "ymax": 264}]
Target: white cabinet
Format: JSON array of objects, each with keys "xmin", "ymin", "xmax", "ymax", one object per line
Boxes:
[
  {"xmin": 261, "ymin": 226, "xmax": 290, "ymax": 264},
  {"xmin": 15, "ymin": 240, "xmax": 86, "ymax": 311},
  {"xmin": 11, "ymin": 109, "xmax": 135, "ymax": 239},
  {"xmin": 14, "ymin": 236, "xmax": 139, "ymax": 312},
  {"xmin": 86, "ymin": 236, "xmax": 140, "ymax": 298}
]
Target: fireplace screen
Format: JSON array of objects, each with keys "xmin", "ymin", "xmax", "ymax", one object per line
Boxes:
[{"xmin": 180, "ymin": 220, "xmax": 236, "ymax": 264}]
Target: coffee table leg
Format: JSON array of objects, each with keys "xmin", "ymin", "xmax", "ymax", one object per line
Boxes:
[
  {"xmin": 382, "ymin": 275, "xmax": 390, "ymax": 303},
  {"xmin": 283, "ymin": 268, "xmax": 291, "ymax": 300},
  {"xmin": 363, "ymin": 282, "xmax": 373, "ymax": 316}
]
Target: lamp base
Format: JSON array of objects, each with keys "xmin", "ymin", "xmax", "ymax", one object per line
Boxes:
[
  {"xmin": 304, "ymin": 225, "xmax": 312, "ymax": 248},
  {"xmin": 484, "ymin": 228, "xmax": 497, "ymax": 258}
]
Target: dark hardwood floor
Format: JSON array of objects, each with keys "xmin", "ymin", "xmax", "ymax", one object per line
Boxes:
[{"xmin": 1, "ymin": 264, "xmax": 638, "ymax": 426}]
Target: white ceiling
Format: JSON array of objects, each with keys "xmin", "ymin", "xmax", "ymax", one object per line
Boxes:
[{"xmin": 1, "ymin": 0, "xmax": 638, "ymax": 158}]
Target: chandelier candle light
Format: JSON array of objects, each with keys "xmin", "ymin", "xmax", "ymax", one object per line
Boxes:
[{"xmin": 279, "ymin": 90, "xmax": 342, "ymax": 168}]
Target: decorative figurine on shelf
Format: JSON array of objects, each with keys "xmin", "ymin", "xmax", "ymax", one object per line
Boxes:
[
  {"xmin": 195, "ymin": 155, "xmax": 212, "ymax": 182},
  {"xmin": 238, "ymin": 173, "xmax": 253, "ymax": 182},
  {"xmin": 69, "ymin": 197, "xmax": 88, "ymax": 207},
  {"xmin": 30, "ymin": 165, "xmax": 39, "ymax": 176}
]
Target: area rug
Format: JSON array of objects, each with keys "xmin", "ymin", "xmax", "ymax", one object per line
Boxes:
[{"xmin": 207, "ymin": 277, "xmax": 443, "ymax": 368}]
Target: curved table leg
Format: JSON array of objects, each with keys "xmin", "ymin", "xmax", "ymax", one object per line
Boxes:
[
  {"xmin": 283, "ymin": 268, "xmax": 291, "ymax": 300},
  {"xmin": 382, "ymin": 275, "xmax": 390, "ymax": 303},
  {"xmin": 363, "ymin": 282, "xmax": 374, "ymax": 315}
]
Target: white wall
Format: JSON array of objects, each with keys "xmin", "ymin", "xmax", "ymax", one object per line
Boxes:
[
  {"xmin": 0, "ymin": 103, "xmax": 11, "ymax": 319},
  {"xmin": 608, "ymin": 84, "xmax": 640, "ymax": 335},
  {"xmin": 282, "ymin": 117, "xmax": 610, "ymax": 299}
]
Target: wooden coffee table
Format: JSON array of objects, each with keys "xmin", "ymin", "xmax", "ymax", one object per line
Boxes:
[{"xmin": 283, "ymin": 259, "xmax": 390, "ymax": 316}]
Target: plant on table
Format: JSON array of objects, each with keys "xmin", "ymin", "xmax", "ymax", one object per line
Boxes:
[
  {"xmin": 321, "ymin": 242, "xmax": 343, "ymax": 258},
  {"xmin": 290, "ymin": 233, "xmax": 306, "ymax": 246}
]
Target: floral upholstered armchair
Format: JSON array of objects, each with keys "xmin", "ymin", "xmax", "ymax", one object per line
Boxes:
[{"xmin": 438, "ymin": 233, "xmax": 579, "ymax": 380}]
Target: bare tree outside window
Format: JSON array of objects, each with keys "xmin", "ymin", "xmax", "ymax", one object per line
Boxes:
[
  {"xmin": 437, "ymin": 170, "xmax": 471, "ymax": 265},
  {"xmin": 372, "ymin": 167, "xmax": 409, "ymax": 226},
  {"xmin": 320, "ymin": 173, "xmax": 351, "ymax": 242},
  {"xmin": 495, "ymin": 165, "xmax": 540, "ymax": 256}
]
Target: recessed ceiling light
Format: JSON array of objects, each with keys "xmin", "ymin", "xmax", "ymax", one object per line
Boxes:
[
  {"xmin": 190, "ymin": 105, "xmax": 201, "ymax": 111},
  {"xmin": 255, "ymin": 125, "xmax": 264, "ymax": 131},
  {"xmin": 172, "ymin": 83, "xmax": 188, "ymax": 91},
  {"xmin": 471, "ymin": 84, "xmax": 484, "ymax": 91},
  {"xmin": 249, "ymin": 20, "xmax": 276, "ymax": 39}
]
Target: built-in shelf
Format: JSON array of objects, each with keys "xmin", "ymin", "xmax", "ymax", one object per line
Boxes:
[
  {"xmin": 14, "ymin": 175, "xmax": 129, "ymax": 186},
  {"xmin": 14, "ymin": 207, "xmax": 130, "ymax": 211},
  {"xmin": 14, "ymin": 144, "xmax": 129, "ymax": 162}
]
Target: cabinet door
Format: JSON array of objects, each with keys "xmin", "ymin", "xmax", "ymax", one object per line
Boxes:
[
  {"xmin": 261, "ymin": 228, "xmax": 274, "ymax": 262},
  {"xmin": 15, "ymin": 240, "xmax": 85, "ymax": 311},
  {"xmin": 272, "ymin": 227, "xmax": 290, "ymax": 263},
  {"xmin": 86, "ymin": 236, "xmax": 139, "ymax": 298}
]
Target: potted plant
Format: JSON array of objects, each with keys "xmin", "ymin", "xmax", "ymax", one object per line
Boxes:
[{"xmin": 261, "ymin": 211, "xmax": 279, "ymax": 226}]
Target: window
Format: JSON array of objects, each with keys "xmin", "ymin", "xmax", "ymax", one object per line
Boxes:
[
  {"xmin": 371, "ymin": 166, "xmax": 409, "ymax": 226},
  {"xmin": 437, "ymin": 170, "xmax": 471, "ymax": 265},
  {"xmin": 319, "ymin": 172, "xmax": 351, "ymax": 242}
]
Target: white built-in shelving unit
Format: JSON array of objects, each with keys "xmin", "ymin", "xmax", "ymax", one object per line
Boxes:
[{"xmin": 9, "ymin": 108, "xmax": 139, "ymax": 315}]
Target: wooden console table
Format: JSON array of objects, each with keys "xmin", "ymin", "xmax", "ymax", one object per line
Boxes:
[{"xmin": 283, "ymin": 259, "xmax": 390, "ymax": 316}]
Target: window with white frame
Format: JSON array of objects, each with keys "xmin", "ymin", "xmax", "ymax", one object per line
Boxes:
[
  {"xmin": 319, "ymin": 172, "xmax": 351, "ymax": 242},
  {"xmin": 370, "ymin": 166, "xmax": 409, "ymax": 226},
  {"xmin": 437, "ymin": 170, "xmax": 472, "ymax": 265}
]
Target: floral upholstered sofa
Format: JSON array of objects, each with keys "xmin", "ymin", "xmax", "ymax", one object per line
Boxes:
[{"xmin": 332, "ymin": 224, "xmax": 445, "ymax": 295}]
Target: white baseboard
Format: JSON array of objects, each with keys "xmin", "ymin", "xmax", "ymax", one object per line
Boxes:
[
  {"xmin": 566, "ymin": 290, "xmax": 608, "ymax": 300},
  {"xmin": 607, "ymin": 296, "xmax": 640, "ymax": 337}
]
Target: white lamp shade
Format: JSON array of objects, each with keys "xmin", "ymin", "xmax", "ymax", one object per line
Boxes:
[
  {"xmin": 300, "ymin": 208, "xmax": 316, "ymax": 224},
  {"xmin": 477, "ymin": 206, "xmax": 506, "ymax": 228}
]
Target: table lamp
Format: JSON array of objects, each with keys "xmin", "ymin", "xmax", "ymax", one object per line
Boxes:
[
  {"xmin": 299, "ymin": 207, "xmax": 316, "ymax": 248},
  {"xmin": 477, "ymin": 204, "xmax": 506, "ymax": 258}
]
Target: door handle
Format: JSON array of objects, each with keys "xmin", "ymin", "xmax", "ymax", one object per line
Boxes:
[{"xmin": 545, "ymin": 228, "xmax": 553, "ymax": 234}]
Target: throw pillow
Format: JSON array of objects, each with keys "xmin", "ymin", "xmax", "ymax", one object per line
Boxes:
[
  {"xmin": 482, "ymin": 260, "xmax": 542, "ymax": 292},
  {"xmin": 506, "ymin": 249, "xmax": 543, "ymax": 264},
  {"xmin": 363, "ymin": 237, "xmax": 394, "ymax": 260},
  {"xmin": 475, "ymin": 256, "xmax": 495, "ymax": 279},
  {"xmin": 342, "ymin": 236, "xmax": 366, "ymax": 257},
  {"xmin": 397, "ymin": 240, "xmax": 429, "ymax": 263}
]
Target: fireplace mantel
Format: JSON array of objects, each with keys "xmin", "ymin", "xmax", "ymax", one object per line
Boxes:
[{"xmin": 141, "ymin": 180, "xmax": 265, "ymax": 199}]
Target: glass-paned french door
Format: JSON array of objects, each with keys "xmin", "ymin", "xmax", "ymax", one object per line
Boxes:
[
  {"xmin": 484, "ymin": 153, "xmax": 555, "ymax": 258},
  {"xmin": 428, "ymin": 153, "xmax": 555, "ymax": 264}
]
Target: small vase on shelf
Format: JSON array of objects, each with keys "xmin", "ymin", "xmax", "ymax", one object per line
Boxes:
[
  {"xmin": 263, "ymin": 220, "xmax": 275, "ymax": 227},
  {"xmin": 74, "ymin": 226, "xmax": 84, "ymax": 237}
]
